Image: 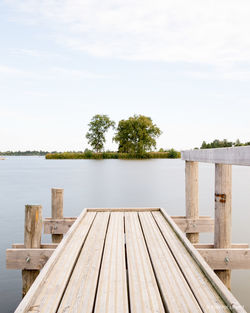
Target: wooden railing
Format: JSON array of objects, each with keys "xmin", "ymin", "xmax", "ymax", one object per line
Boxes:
[{"xmin": 182, "ymin": 146, "xmax": 250, "ymax": 289}]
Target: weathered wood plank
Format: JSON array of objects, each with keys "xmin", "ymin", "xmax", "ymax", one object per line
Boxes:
[
  {"xmin": 153, "ymin": 211, "xmax": 232, "ymax": 312},
  {"xmin": 14, "ymin": 210, "xmax": 95, "ymax": 313},
  {"xmin": 57, "ymin": 212, "xmax": 110, "ymax": 313},
  {"xmin": 181, "ymin": 146, "xmax": 250, "ymax": 166},
  {"xmin": 46, "ymin": 215, "xmax": 211, "ymax": 220},
  {"xmin": 125, "ymin": 212, "xmax": 164, "ymax": 313},
  {"xmin": 159, "ymin": 209, "xmax": 246, "ymax": 313},
  {"xmin": 139, "ymin": 212, "xmax": 203, "ymax": 313},
  {"xmin": 194, "ymin": 244, "xmax": 249, "ymax": 249},
  {"xmin": 12, "ymin": 243, "xmax": 58, "ymax": 249},
  {"xmin": 94, "ymin": 212, "xmax": 128, "ymax": 313},
  {"xmin": 22, "ymin": 205, "xmax": 42, "ymax": 297},
  {"xmin": 43, "ymin": 218, "xmax": 76, "ymax": 234},
  {"xmin": 43, "ymin": 215, "xmax": 214, "ymax": 235},
  {"xmin": 6, "ymin": 249, "xmax": 54, "ymax": 270},
  {"xmin": 88, "ymin": 208, "xmax": 160, "ymax": 212},
  {"xmin": 198, "ymin": 249, "xmax": 250, "ymax": 270},
  {"xmin": 185, "ymin": 161, "xmax": 199, "ymax": 243},
  {"xmin": 172, "ymin": 217, "xmax": 214, "ymax": 233},
  {"xmin": 51, "ymin": 188, "xmax": 64, "ymax": 243},
  {"xmin": 214, "ymin": 164, "xmax": 232, "ymax": 288}
]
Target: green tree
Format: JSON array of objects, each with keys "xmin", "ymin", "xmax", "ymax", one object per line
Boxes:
[
  {"xmin": 167, "ymin": 148, "xmax": 180, "ymax": 158},
  {"xmin": 86, "ymin": 115, "xmax": 115, "ymax": 152},
  {"xmin": 234, "ymin": 139, "xmax": 243, "ymax": 146},
  {"xmin": 200, "ymin": 139, "xmax": 233, "ymax": 149},
  {"xmin": 113, "ymin": 115, "xmax": 162, "ymax": 154},
  {"xmin": 201, "ymin": 141, "xmax": 207, "ymax": 149}
]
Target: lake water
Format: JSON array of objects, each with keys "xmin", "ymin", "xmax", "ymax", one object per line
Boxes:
[{"xmin": 0, "ymin": 157, "xmax": 249, "ymax": 312}]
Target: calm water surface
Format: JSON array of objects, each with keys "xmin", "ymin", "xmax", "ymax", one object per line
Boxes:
[{"xmin": 0, "ymin": 157, "xmax": 249, "ymax": 312}]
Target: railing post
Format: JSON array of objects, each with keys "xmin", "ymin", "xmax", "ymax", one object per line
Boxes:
[
  {"xmin": 22, "ymin": 205, "xmax": 42, "ymax": 297},
  {"xmin": 214, "ymin": 163, "xmax": 232, "ymax": 289},
  {"xmin": 185, "ymin": 161, "xmax": 199, "ymax": 243},
  {"xmin": 51, "ymin": 188, "xmax": 64, "ymax": 243}
]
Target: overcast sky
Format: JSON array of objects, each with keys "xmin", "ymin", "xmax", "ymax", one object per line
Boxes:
[{"xmin": 1, "ymin": 0, "xmax": 250, "ymax": 151}]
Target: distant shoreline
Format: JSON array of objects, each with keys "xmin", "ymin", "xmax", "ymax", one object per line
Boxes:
[
  {"xmin": 46, "ymin": 151, "xmax": 181, "ymax": 160},
  {"xmin": 0, "ymin": 151, "xmax": 49, "ymax": 156}
]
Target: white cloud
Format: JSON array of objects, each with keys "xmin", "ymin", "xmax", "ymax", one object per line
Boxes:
[
  {"xmin": 5, "ymin": 0, "xmax": 250, "ymax": 68},
  {"xmin": 0, "ymin": 64, "xmax": 111, "ymax": 80},
  {"xmin": 0, "ymin": 65, "xmax": 27, "ymax": 75},
  {"xmin": 10, "ymin": 48, "xmax": 64, "ymax": 59},
  {"xmin": 50, "ymin": 67, "xmax": 112, "ymax": 79},
  {"xmin": 185, "ymin": 68, "xmax": 250, "ymax": 82}
]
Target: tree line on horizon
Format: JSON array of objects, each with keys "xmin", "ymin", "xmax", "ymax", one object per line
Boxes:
[
  {"xmin": 0, "ymin": 150, "xmax": 50, "ymax": 156},
  {"xmin": 200, "ymin": 139, "xmax": 250, "ymax": 149}
]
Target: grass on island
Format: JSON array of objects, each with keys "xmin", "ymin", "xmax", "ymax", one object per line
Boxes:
[{"xmin": 45, "ymin": 149, "xmax": 181, "ymax": 160}]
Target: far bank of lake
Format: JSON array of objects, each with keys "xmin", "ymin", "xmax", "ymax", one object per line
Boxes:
[{"xmin": 45, "ymin": 150, "xmax": 180, "ymax": 159}]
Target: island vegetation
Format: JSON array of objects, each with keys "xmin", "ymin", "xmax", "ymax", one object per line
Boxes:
[
  {"xmin": 113, "ymin": 115, "xmax": 161, "ymax": 154},
  {"xmin": 46, "ymin": 114, "xmax": 181, "ymax": 159},
  {"xmin": 46, "ymin": 149, "xmax": 180, "ymax": 160},
  {"xmin": 86, "ymin": 115, "xmax": 115, "ymax": 153}
]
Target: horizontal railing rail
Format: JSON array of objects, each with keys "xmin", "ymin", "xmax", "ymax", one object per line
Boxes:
[{"xmin": 181, "ymin": 146, "xmax": 250, "ymax": 165}]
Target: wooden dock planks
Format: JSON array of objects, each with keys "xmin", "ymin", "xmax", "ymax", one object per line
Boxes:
[
  {"xmin": 94, "ymin": 212, "xmax": 128, "ymax": 313},
  {"xmin": 139, "ymin": 212, "xmax": 203, "ymax": 313},
  {"xmin": 125, "ymin": 212, "xmax": 165, "ymax": 313},
  {"xmin": 152, "ymin": 211, "xmax": 230, "ymax": 313},
  {"xmin": 13, "ymin": 209, "xmax": 246, "ymax": 313},
  {"xmin": 15, "ymin": 210, "xmax": 96, "ymax": 313},
  {"xmin": 58, "ymin": 212, "xmax": 109, "ymax": 313}
]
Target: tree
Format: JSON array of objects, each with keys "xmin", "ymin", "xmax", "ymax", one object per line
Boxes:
[
  {"xmin": 201, "ymin": 141, "xmax": 207, "ymax": 149},
  {"xmin": 86, "ymin": 115, "xmax": 115, "ymax": 152},
  {"xmin": 167, "ymin": 148, "xmax": 180, "ymax": 158},
  {"xmin": 113, "ymin": 115, "xmax": 162, "ymax": 154},
  {"xmin": 234, "ymin": 139, "xmax": 243, "ymax": 146},
  {"xmin": 200, "ymin": 139, "xmax": 233, "ymax": 149}
]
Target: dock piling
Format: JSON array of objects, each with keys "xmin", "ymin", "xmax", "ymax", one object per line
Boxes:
[
  {"xmin": 214, "ymin": 164, "xmax": 232, "ymax": 289},
  {"xmin": 22, "ymin": 204, "xmax": 42, "ymax": 297},
  {"xmin": 51, "ymin": 188, "xmax": 64, "ymax": 243},
  {"xmin": 185, "ymin": 161, "xmax": 199, "ymax": 243}
]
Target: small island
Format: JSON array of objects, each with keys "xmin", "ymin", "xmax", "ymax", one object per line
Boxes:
[
  {"xmin": 45, "ymin": 149, "xmax": 180, "ymax": 160},
  {"xmin": 46, "ymin": 114, "xmax": 180, "ymax": 159}
]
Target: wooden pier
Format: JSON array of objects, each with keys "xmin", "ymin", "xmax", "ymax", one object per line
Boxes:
[{"xmin": 6, "ymin": 146, "xmax": 250, "ymax": 312}]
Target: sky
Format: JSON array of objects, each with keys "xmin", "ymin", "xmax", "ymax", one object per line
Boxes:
[{"xmin": 1, "ymin": 0, "xmax": 250, "ymax": 151}]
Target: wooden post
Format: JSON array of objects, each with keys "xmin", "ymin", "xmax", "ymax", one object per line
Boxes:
[
  {"xmin": 214, "ymin": 164, "xmax": 232, "ymax": 289},
  {"xmin": 22, "ymin": 205, "xmax": 42, "ymax": 297},
  {"xmin": 51, "ymin": 188, "xmax": 64, "ymax": 243},
  {"xmin": 185, "ymin": 161, "xmax": 199, "ymax": 243}
]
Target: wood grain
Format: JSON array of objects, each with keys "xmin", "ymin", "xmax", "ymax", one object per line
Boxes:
[
  {"xmin": 14, "ymin": 210, "xmax": 95, "ymax": 313},
  {"xmin": 22, "ymin": 205, "xmax": 42, "ymax": 297},
  {"xmin": 139, "ymin": 212, "xmax": 203, "ymax": 313},
  {"xmin": 185, "ymin": 161, "xmax": 199, "ymax": 243},
  {"xmin": 153, "ymin": 211, "xmax": 230, "ymax": 313},
  {"xmin": 51, "ymin": 188, "xmax": 64, "ymax": 243},
  {"xmin": 94, "ymin": 212, "xmax": 128, "ymax": 313},
  {"xmin": 214, "ymin": 164, "xmax": 232, "ymax": 288},
  {"xmin": 159, "ymin": 208, "xmax": 246, "ymax": 313},
  {"xmin": 125, "ymin": 212, "xmax": 164, "ymax": 313},
  {"xmin": 58, "ymin": 212, "xmax": 109, "ymax": 313}
]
